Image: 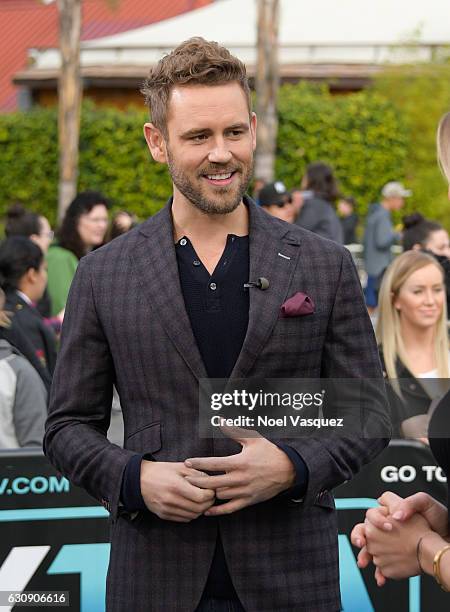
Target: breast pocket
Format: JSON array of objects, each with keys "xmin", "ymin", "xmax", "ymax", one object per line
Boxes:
[
  {"xmin": 270, "ymin": 314, "xmax": 325, "ymax": 352},
  {"xmin": 272, "ymin": 316, "xmax": 317, "ymax": 337},
  {"xmin": 257, "ymin": 314, "xmax": 326, "ymax": 376}
]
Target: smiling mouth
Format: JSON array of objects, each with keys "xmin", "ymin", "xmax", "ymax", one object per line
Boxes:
[{"xmin": 202, "ymin": 171, "xmax": 237, "ymax": 186}]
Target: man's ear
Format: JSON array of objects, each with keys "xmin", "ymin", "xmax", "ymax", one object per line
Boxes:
[
  {"xmin": 143, "ymin": 123, "xmax": 168, "ymax": 163},
  {"xmin": 250, "ymin": 112, "xmax": 257, "ymax": 152}
]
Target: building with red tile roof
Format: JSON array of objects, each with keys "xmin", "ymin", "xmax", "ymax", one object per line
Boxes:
[
  {"xmin": 14, "ymin": 0, "xmax": 450, "ymax": 110},
  {"xmin": 1, "ymin": 0, "xmax": 211, "ymax": 112}
]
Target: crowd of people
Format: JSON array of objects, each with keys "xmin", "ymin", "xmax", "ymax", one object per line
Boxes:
[
  {"xmin": 351, "ymin": 111, "xmax": 450, "ymax": 593},
  {"xmin": 252, "ymin": 164, "xmax": 450, "ymax": 448},
  {"xmin": 0, "ymin": 35, "xmax": 449, "ymax": 605},
  {"xmin": 250, "ymin": 129, "xmax": 450, "ymax": 592},
  {"xmin": 0, "ymin": 195, "xmax": 137, "ymax": 447},
  {"xmin": 2, "ymin": 163, "xmax": 450, "ymax": 451}
]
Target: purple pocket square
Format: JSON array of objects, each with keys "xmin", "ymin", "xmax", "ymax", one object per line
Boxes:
[{"xmin": 280, "ymin": 292, "xmax": 315, "ymax": 317}]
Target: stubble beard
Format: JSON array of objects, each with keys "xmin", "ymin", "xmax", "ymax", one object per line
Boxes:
[{"xmin": 167, "ymin": 147, "xmax": 253, "ymax": 215}]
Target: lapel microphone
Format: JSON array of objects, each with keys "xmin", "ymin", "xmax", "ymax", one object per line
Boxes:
[{"xmin": 244, "ymin": 277, "xmax": 270, "ymax": 291}]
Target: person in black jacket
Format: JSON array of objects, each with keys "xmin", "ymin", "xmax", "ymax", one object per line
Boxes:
[
  {"xmin": 376, "ymin": 249, "xmax": 449, "ymax": 441},
  {"xmin": 5, "ymin": 203, "xmax": 54, "ymax": 318},
  {"xmin": 403, "ymin": 212, "xmax": 450, "ymax": 317},
  {"xmin": 0, "ymin": 237, "xmax": 57, "ymax": 388},
  {"xmin": 350, "ymin": 111, "xmax": 450, "ymax": 595},
  {"xmin": 338, "ymin": 196, "xmax": 359, "ymax": 244},
  {"xmin": 402, "ymin": 212, "xmax": 450, "ymax": 257},
  {"xmin": 295, "ymin": 161, "xmax": 343, "ymax": 243}
]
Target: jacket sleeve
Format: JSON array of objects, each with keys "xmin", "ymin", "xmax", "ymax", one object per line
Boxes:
[
  {"xmin": 374, "ymin": 214, "xmax": 398, "ymax": 249},
  {"xmin": 282, "ymin": 247, "xmax": 391, "ymax": 507},
  {"xmin": 13, "ymin": 356, "xmax": 47, "ymax": 447},
  {"xmin": 43, "ymin": 256, "xmax": 138, "ymax": 520}
]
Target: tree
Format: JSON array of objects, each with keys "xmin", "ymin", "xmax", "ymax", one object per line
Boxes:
[
  {"xmin": 57, "ymin": 0, "xmax": 82, "ymax": 222},
  {"xmin": 254, "ymin": 0, "xmax": 280, "ymax": 182}
]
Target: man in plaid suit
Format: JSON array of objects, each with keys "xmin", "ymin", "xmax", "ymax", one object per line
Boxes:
[{"xmin": 44, "ymin": 38, "xmax": 390, "ymax": 611}]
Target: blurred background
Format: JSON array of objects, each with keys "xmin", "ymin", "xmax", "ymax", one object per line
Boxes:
[{"xmin": 0, "ymin": 0, "xmax": 449, "ymax": 228}]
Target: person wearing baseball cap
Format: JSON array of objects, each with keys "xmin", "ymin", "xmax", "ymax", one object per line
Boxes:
[
  {"xmin": 257, "ymin": 181, "xmax": 295, "ymax": 223},
  {"xmin": 363, "ymin": 181, "xmax": 412, "ymax": 311},
  {"xmin": 381, "ymin": 181, "xmax": 412, "ymax": 200}
]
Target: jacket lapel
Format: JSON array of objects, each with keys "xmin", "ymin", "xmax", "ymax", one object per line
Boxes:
[
  {"xmin": 130, "ymin": 202, "xmax": 208, "ymax": 381},
  {"xmin": 230, "ymin": 202, "xmax": 302, "ymax": 379},
  {"xmin": 130, "ymin": 199, "xmax": 301, "ymax": 382}
]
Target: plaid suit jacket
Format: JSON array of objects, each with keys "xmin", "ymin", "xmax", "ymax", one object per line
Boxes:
[{"xmin": 44, "ymin": 198, "xmax": 390, "ymax": 612}]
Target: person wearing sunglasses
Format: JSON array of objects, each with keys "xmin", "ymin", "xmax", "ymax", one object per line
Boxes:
[{"xmin": 257, "ymin": 181, "xmax": 295, "ymax": 223}]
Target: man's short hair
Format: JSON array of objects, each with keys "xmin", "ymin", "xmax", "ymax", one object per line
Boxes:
[{"xmin": 141, "ymin": 37, "xmax": 252, "ymax": 138}]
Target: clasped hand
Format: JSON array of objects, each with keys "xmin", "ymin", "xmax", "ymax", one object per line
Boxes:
[
  {"xmin": 350, "ymin": 491, "xmax": 448, "ymax": 585},
  {"xmin": 140, "ymin": 426, "xmax": 295, "ymax": 522}
]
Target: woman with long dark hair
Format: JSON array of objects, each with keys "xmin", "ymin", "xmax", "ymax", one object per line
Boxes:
[
  {"xmin": 295, "ymin": 162, "xmax": 343, "ymax": 243},
  {"xmin": 47, "ymin": 191, "xmax": 109, "ymax": 315}
]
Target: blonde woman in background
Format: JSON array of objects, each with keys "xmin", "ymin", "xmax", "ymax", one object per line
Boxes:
[
  {"xmin": 351, "ymin": 112, "xmax": 450, "ymax": 591},
  {"xmin": 377, "ymin": 249, "xmax": 449, "ymax": 440}
]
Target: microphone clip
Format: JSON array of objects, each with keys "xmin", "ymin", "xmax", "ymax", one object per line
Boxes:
[{"xmin": 244, "ymin": 277, "xmax": 270, "ymax": 291}]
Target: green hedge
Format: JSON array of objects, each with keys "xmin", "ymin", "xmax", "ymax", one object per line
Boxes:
[
  {"xmin": 372, "ymin": 64, "xmax": 450, "ymax": 226},
  {"xmin": 0, "ymin": 107, "xmax": 59, "ymax": 224},
  {"xmin": 276, "ymin": 82, "xmax": 409, "ymax": 220},
  {"xmin": 0, "ymin": 103, "xmax": 171, "ymax": 225},
  {"xmin": 0, "ymin": 82, "xmax": 418, "ymax": 225},
  {"xmin": 79, "ymin": 104, "xmax": 171, "ymax": 220}
]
